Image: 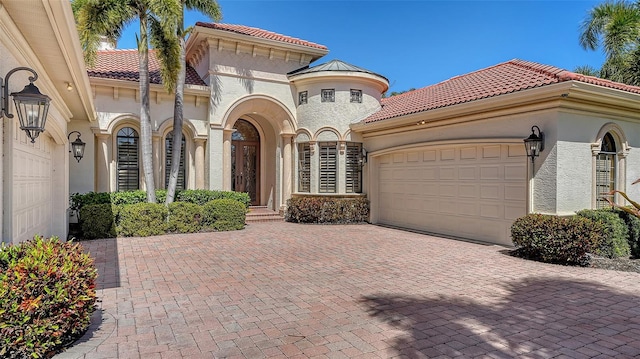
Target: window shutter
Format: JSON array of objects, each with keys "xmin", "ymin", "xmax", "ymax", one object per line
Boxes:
[
  {"xmin": 345, "ymin": 143, "xmax": 362, "ymax": 193},
  {"xmin": 298, "ymin": 143, "xmax": 311, "ymax": 192},
  {"xmin": 595, "ymin": 153, "xmax": 615, "ymax": 208},
  {"xmin": 165, "ymin": 131, "xmax": 186, "ymax": 190},
  {"xmin": 117, "ymin": 127, "xmax": 139, "ymax": 191},
  {"xmin": 319, "ymin": 142, "xmax": 337, "ymax": 193}
]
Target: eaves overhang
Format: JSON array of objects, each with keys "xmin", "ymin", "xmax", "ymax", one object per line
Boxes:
[
  {"xmin": 288, "ymin": 71, "xmax": 389, "ymax": 94},
  {"xmin": 89, "ymin": 76, "xmax": 210, "ymax": 96},
  {"xmin": 351, "ymin": 82, "xmax": 576, "ymax": 136},
  {"xmin": 351, "ymin": 80, "xmax": 640, "ymax": 137},
  {"xmin": 187, "ymin": 25, "xmax": 329, "ymax": 63}
]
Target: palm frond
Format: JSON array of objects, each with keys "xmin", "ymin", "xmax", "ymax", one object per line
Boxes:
[
  {"xmin": 184, "ymin": 0, "xmax": 222, "ymax": 22},
  {"xmin": 150, "ymin": 17, "xmax": 180, "ymax": 92}
]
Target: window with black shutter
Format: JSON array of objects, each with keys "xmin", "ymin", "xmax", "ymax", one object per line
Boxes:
[
  {"xmin": 116, "ymin": 127, "xmax": 139, "ymax": 191},
  {"xmin": 165, "ymin": 131, "xmax": 186, "ymax": 190}
]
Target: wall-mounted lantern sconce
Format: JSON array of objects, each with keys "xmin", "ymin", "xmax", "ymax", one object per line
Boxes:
[
  {"xmin": 1, "ymin": 67, "xmax": 51, "ymax": 143},
  {"xmin": 67, "ymin": 131, "xmax": 86, "ymax": 163},
  {"xmin": 523, "ymin": 125, "xmax": 544, "ymax": 163},
  {"xmin": 360, "ymin": 147, "xmax": 368, "ymax": 165}
]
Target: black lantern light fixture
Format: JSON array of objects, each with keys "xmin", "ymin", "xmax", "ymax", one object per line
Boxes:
[
  {"xmin": 523, "ymin": 125, "xmax": 544, "ymax": 163},
  {"xmin": 1, "ymin": 67, "xmax": 51, "ymax": 143},
  {"xmin": 67, "ymin": 131, "xmax": 86, "ymax": 163}
]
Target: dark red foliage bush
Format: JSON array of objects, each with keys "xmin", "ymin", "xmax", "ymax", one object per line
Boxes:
[
  {"xmin": 285, "ymin": 196, "xmax": 369, "ymax": 224},
  {"xmin": 511, "ymin": 214, "xmax": 604, "ymax": 265},
  {"xmin": 0, "ymin": 236, "xmax": 97, "ymax": 358}
]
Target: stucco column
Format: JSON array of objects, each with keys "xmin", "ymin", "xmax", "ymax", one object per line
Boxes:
[
  {"xmin": 222, "ymin": 129, "xmax": 234, "ymax": 191},
  {"xmin": 195, "ymin": 138, "xmax": 206, "ymax": 189},
  {"xmin": 281, "ymin": 134, "xmax": 293, "ymax": 210},
  {"xmin": 152, "ymin": 134, "xmax": 162, "ymax": 189},
  {"xmin": 95, "ymin": 134, "xmax": 110, "ymax": 192}
]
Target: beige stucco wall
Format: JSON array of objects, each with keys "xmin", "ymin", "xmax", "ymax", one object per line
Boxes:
[
  {"xmin": 294, "ymin": 78, "xmax": 383, "ymax": 137},
  {"xmin": 0, "ymin": 33, "xmax": 69, "ymax": 244},
  {"xmin": 359, "ymin": 91, "xmax": 640, "ymax": 219},
  {"xmin": 87, "ymin": 84, "xmax": 209, "ymax": 193}
]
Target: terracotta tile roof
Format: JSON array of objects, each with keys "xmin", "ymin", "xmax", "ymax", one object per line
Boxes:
[
  {"xmin": 364, "ymin": 59, "xmax": 640, "ymax": 124},
  {"xmin": 195, "ymin": 22, "xmax": 328, "ymax": 50},
  {"xmin": 88, "ymin": 49, "xmax": 206, "ymax": 86}
]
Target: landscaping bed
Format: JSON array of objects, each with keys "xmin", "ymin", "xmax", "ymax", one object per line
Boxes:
[{"xmin": 588, "ymin": 256, "xmax": 640, "ymax": 273}]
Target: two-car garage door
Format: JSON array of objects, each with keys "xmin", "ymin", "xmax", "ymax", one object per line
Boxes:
[{"xmin": 375, "ymin": 142, "xmax": 527, "ymax": 246}]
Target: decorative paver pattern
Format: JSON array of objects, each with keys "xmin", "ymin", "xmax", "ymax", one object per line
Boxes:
[{"xmin": 57, "ymin": 223, "xmax": 640, "ymax": 358}]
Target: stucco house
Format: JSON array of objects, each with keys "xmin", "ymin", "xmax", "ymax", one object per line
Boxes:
[{"xmin": 3, "ymin": 1, "xmax": 640, "ymax": 246}]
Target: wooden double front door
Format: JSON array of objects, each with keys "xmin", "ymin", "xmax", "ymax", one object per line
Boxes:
[{"xmin": 231, "ymin": 120, "xmax": 260, "ymax": 205}]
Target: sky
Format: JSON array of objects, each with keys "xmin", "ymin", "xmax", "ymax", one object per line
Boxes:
[{"xmin": 116, "ymin": 0, "xmax": 606, "ymax": 94}]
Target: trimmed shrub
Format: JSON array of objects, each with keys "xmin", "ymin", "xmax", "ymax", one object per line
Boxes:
[
  {"xmin": 79, "ymin": 204, "xmax": 118, "ymax": 239},
  {"xmin": 72, "ymin": 190, "xmax": 249, "ymax": 238},
  {"xmin": 616, "ymin": 208, "xmax": 640, "ymax": 258},
  {"xmin": 203, "ymin": 199, "xmax": 246, "ymax": 231},
  {"xmin": 576, "ymin": 209, "xmax": 631, "ymax": 258},
  {"xmin": 167, "ymin": 202, "xmax": 203, "ymax": 233},
  {"xmin": 0, "ymin": 236, "xmax": 97, "ymax": 358},
  {"xmin": 110, "ymin": 190, "xmax": 148, "ymax": 206},
  {"xmin": 117, "ymin": 203, "xmax": 168, "ymax": 237},
  {"xmin": 177, "ymin": 189, "xmax": 251, "ymax": 208},
  {"xmin": 511, "ymin": 214, "xmax": 604, "ymax": 265},
  {"xmin": 285, "ymin": 196, "xmax": 369, "ymax": 224},
  {"xmin": 70, "ymin": 192, "xmax": 111, "ymax": 215}
]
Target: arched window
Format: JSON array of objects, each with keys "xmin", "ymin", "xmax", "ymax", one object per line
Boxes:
[
  {"xmin": 596, "ymin": 132, "xmax": 617, "ymax": 208},
  {"xmin": 165, "ymin": 131, "xmax": 186, "ymax": 190},
  {"xmin": 116, "ymin": 127, "xmax": 139, "ymax": 191}
]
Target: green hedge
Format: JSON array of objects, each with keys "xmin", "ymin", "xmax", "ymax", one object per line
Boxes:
[
  {"xmin": 117, "ymin": 203, "xmax": 168, "ymax": 237},
  {"xmin": 511, "ymin": 214, "xmax": 604, "ymax": 265},
  {"xmin": 71, "ymin": 190, "xmax": 250, "ymax": 215},
  {"xmin": 203, "ymin": 199, "xmax": 247, "ymax": 231},
  {"xmin": 616, "ymin": 208, "xmax": 640, "ymax": 258},
  {"xmin": 78, "ymin": 199, "xmax": 246, "ymax": 238},
  {"xmin": 79, "ymin": 204, "xmax": 117, "ymax": 240},
  {"xmin": 576, "ymin": 209, "xmax": 631, "ymax": 258},
  {"xmin": 167, "ymin": 202, "xmax": 203, "ymax": 233},
  {"xmin": 0, "ymin": 236, "xmax": 97, "ymax": 358},
  {"xmin": 176, "ymin": 189, "xmax": 251, "ymax": 208},
  {"xmin": 285, "ymin": 196, "xmax": 369, "ymax": 224}
]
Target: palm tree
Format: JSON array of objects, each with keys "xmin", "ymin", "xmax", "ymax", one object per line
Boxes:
[
  {"xmin": 165, "ymin": 0, "xmax": 222, "ymax": 205},
  {"xmin": 579, "ymin": 0, "xmax": 640, "ymax": 85},
  {"xmin": 74, "ymin": 0, "xmax": 182, "ymax": 203}
]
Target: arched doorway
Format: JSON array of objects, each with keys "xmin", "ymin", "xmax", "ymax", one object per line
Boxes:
[{"xmin": 232, "ymin": 119, "xmax": 260, "ymax": 205}]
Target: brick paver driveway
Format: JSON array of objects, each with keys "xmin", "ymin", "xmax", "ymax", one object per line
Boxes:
[{"xmin": 58, "ymin": 223, "xmax": 640, "ymax": 358}]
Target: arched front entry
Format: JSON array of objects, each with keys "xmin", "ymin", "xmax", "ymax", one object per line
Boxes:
[
  {"xmin": 232, "ymin": 119, "xmax": 260, "ymax": 205},
  {"xmin": 219, "ymin": 95, "xmax": 297, "ymax": 211}
]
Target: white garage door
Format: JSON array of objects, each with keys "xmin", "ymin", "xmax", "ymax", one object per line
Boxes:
[
  {"xmin": 12, "ymin": 133, "xmax": 53, "ymax": 242},
  {"xmin": 376, "ymin": 143, "xmax": 527, "ymax": 245}
]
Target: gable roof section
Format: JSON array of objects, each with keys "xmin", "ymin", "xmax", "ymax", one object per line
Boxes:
[
  {"xmin": 88, "ymin": 49, "xmax": 206, "ymax": 86},
  {"xmin": 364, "ymin": 59, "xmax": 640, "ymax": 124},
  {"xmin": 195, "ymin": 22, "xmax": 328, "ymax": 50}
]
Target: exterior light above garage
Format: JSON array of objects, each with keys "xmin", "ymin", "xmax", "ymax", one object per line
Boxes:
[
  {"xmin": 0, "ymin": 67, "xmax": 51, "ymax": 143},
  {"xmin": 523, "ymin": 125, "xmax": 544, "ymax": 162}
]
